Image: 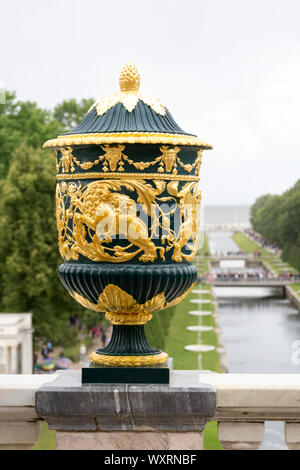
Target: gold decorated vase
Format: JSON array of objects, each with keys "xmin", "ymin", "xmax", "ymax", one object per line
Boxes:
[{"xmin": 44, "ymin": 63, "xmax": 212, "ymax": 367}]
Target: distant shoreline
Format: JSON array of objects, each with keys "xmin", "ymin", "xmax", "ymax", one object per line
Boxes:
[{"xmin": 203, "ymin": 205, "xmax": 250, "ymax": 225}]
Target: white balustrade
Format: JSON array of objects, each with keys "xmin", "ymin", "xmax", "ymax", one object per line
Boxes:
[
  {"xmin": 0, "ymin": 373, "xmax": 300, "ymax": 450},
  {"xmin": 0, "ymin": 374, "xmax": 57, "ymax": 449},
  {"xmin": 200, "ymin": 373, "xmax": 300, "ymax": 450}
]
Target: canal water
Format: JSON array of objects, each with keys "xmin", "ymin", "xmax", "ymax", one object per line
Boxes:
[{"xmin": 207, "ymin": 231, "xmax": 300, "ymax": 450}]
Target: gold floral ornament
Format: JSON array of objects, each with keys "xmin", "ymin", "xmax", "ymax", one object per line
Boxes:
[
  {"xmin": 164, "ymin": 181, "xmax": 201, "ymax": 262},
  {"xmin": 57, "ymin": 145, "xmax": 128, "ymax": 173},
  {"xmin": 71, "ymin": 283, "xmax": 194, "ymax": 327},
  {"xmin": 89, "ymin": 351, "xmax": 168, "ymax": 367},
  {"xmin": 99, "ymin": 145, "xmax": 125, "ymax": 172},
  {"xmin": 46, "ymin": 132, "xmax": 211, "ymax": 148},
  {"xmin": 57, "ymin": 145, "xmax": 203, "ymax": 176},
  {"xmin": 88, "ymin": 62, "xmax": 166, "ymax": 116},
  {"xmin": 57, "ymin": 146, "xmax": 102, "ymax": 172},
  {"xmin": 72, "ymin": 284, "xmax": 166, "ymax": 325},
  {"xmin": 157, "ymin": 147, "xmax": 203, "ymax": 175}
]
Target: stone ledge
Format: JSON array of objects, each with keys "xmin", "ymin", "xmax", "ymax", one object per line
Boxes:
[
  {"xmin": 0, "ymin": 374, "xmax": 57, "ymax": 407},
  {"xmin": 55, "ymin": 431, "xmax": 204, "ymax": 451},
  {"xmin": 199, "ymin": 373, "xmax": 300, "ymax": 421},
  {"xmin": 35, "ymin": 370, "xmax": 216, "ymax": 432},
  {"xmin": 0, "ymin": 374, "xmax": 58, "ymax": 450}
]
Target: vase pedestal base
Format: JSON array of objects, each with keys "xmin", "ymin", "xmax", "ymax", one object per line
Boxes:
[{"xmin": 82, "ymin": 358, "xmax": 173, "ymax": 384}]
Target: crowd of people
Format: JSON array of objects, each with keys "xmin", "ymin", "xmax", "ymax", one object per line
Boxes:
[
  {"xmin": 34, "ymin": 343, "xmax": 71, "ymax": 374},
  {"xmin": 245, "ymin": 228, "xmax": 281, "ymax": 255},
  {"xmin": 213, "ymin": 250, "xmax": 246, "ymax": 257},
  {"xmin": 33, "ymin": 318, "xmax": 110, "ymax": 374},
  {"xmin": 209, "ymin": 249, "xmax": 264, "ymax": 258},
  {"xmin": 91, "ymin": 321, "xmax": 108, "ymax": 347},
  {"xmin": 204, "ymin": 271, "xmax": 300, "ymax": 282}
]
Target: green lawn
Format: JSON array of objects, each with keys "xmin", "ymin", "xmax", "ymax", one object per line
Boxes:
[
  {"xmin": 232, "ymin": 231, "xmax": 267, "ymax": 255},
  {"xmin": 164, "ymin": 287, "xmax": 221, "ymax": 373},
  {"xmin": 204, "ymin": 421, "xmax": 223, "ymax": 450},
  {"xmin": 163, "ymin": 234, "xmax": 223, "ymax": 450},
  {"xmin": 164, "ymin": 293, "xmax": 199, "ymax": 369},
  {"xmin": 232, "ymin": 231, "xmax": 276, "ymax": 271},
  {"xmin": 232, "ymin": 231, "xmax": 296, "ymax": 274},
  {"xmin": 33, "ymin": 422, "xmax": 56, "ymax": 450},
  {"xmin": 164, "ymin": 286, "xmax": 222, "ymax": 450},
  {"xmin": 290, "ymin": 283, "xmax": 300, "ymax": 294}
]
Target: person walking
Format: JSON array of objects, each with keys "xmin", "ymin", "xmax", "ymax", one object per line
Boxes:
[
  {"xmin": 101, "ymin": 330, "xmax": 107, "ymax": 347},
  {"xmin": 41, "ymin": 345, "xmax": 49, "ymax": 359}
]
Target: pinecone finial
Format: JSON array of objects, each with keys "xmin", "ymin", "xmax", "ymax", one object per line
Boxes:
[{"xmin": 119, "ymin": 62, "xmax": 140, "ymax": 93}]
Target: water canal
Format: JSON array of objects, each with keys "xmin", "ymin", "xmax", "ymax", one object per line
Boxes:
[{"xmin": 207, "ymin": 231, "xmax": 300, "ymax": 450}]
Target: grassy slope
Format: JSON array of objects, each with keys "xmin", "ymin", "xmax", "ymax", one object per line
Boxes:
[
  {"xmin": 231, "ymin": 231, "xmax": 264, "ymax": 254},
  {"xmin": 290, "ymin": 282, "xmax": 300, "ymax": 294},
  {"xmin": 164, "ymin": 288, "xmax": 221, "ymax": 373},
  {"xmin": 164, "ymin": 235, "xmax": 223, "ymax": 450},
  {"xmin": 232, "ymin": 231, "xmax": 296, "ymax": 272}
]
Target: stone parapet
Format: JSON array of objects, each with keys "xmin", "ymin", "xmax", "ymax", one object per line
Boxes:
[
  {"xmin": 0, "ymin": 374, "xmax": 57, "ymax": 449},
  {"xmin": 35, "ymin": 370, "xmax": 216, "ymax": 450}
]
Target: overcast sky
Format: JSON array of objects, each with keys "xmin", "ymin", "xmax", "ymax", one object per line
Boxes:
[{"xmin": 1, "ymin": 0, "xmax": 299, "ymax": 205}]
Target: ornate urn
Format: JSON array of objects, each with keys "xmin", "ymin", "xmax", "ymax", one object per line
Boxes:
[{"xmin": 44, "ymin": 63, "xmax": 212, "ymax": 372}]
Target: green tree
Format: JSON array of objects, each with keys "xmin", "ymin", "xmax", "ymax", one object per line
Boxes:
[
  {"xmin": 0, "ymin": 93, "xmax": 100, "ymax": 344},
  {"xmin": 0, "ymin": 144, "xmax": 88, "ymax": 344},
  {"xmin": 277, "ymin": 180, "xmax": 300, "ymax": 270},
  {"xmin": 0, "ymin": 92, "xmax": 95, "ymax": 180},
  {"xmin": 250, "ymin": 194, "xmax": 272, "ymax": 229},
  {"xmin": 0, "ymin": 91, "xmax": 63, "ymax": 179},
  {"xmin": 253, "ymin": 195, "xmax": 282, "ymax": 244},
  {"xmin": 53, "ymin": 98, "xmax": 94, "ymax": 130},
  {"xmin": 250, "ymin": 179, "xmax": 300, "ymax": 271},
  {"xmin": 277, "ymin": 180, "xmax": 300, "ymax": 246}
]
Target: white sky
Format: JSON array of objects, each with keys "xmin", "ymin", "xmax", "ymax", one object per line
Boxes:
[{"xmin": 1, "ymin": 0, "xmax": 299, "ymax": 205}]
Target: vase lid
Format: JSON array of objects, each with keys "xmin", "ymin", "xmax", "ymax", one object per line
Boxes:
[{"xmin": 43, "ymin": 62, "xmax": 212, "ymax": 149}]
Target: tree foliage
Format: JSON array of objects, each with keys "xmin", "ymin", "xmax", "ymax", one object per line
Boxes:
[
  {"xmin": 54, "ymin": 98, "xmax": 94, "ymax": 130},
  {"xmin": 251, "ymin": 180, "xmax": 300, "ymax": 270},
  {"xmin": 0, "ymin": 144, "xmax": 88, "ymax": 343},
  {"xmin": 250, "ymin": 194, "xmax": 272, "ymax": 226},
  {"xmin": 0, "ymin": 91, "xmax": 63, "ymax": 179},
  {"xmin": 0, "ymin": 92, "xmax": 95, "ymax": 179},
  {"xmin": 145, "ymin": 306, "xmax": 176, "ymax": 350},
  {"xmin": 0, "ymin": 92, "xmax": 97, "ymax": 344}
]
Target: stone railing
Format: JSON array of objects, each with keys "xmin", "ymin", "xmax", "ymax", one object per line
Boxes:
[
  {"xmin": 200, "ymin": 373, "xmax": 300, "ymax": 450},
  {"xmin": 1, "ymin": 371, "xmax": 300, "ymax": 450},
  {"xmin": 0, "ymin": 374, "xmax": 57, "ymax": 449}
]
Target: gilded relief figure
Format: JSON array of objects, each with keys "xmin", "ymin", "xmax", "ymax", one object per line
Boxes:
[
  {"xmin": 100, "ymin": 144, "xmax": 126, "ymax": 172},
  {"xmin": 165, "ymin": 181, "xmax": 201, "ymax": 262},
  {"xmin": 58, "ymin": 146, "xmax": 76, "ymax": 173},
  {"xmin": 158, "ymin": 146, "xmax": 180, "ymax": 173},
  {"xmin": 56, "ymin": 178, "xmax": 201, "ymax": 264},
  {"xmin": 56, "ymin": 179, "xmax": 169, "ymax": 263}
]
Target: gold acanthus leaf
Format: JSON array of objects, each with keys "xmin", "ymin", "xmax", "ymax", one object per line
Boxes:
[
  {"xmin": 72, "ymin": 284, "xmax": 166, "ymax": 314},
  {"xmin": 89, "ymin": 91, "xmax": 166, "ymax": 116}
]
